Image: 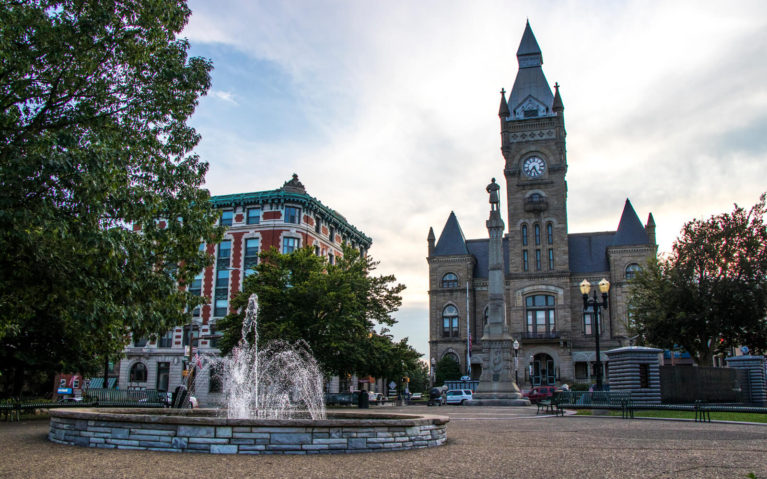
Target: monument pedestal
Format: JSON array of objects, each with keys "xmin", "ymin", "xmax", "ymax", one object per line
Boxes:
[{"xmin": 468, "ymin": 338, "xmax": 530, "ymax": 406}]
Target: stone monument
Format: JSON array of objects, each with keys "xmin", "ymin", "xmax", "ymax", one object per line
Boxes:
[{"xmin": 471, "ymin": 178, "xmax": 530, "ymax": 406}]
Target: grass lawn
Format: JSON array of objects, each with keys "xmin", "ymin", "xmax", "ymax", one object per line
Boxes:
[{"xmin": 575, "ymin": 409, "xmax": 767, "ymax": 423}]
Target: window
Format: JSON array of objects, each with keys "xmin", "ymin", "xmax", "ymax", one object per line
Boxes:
[
  {"xmin": 189, "ymin": 272, "xmax": 202, "ymax": 317},
  {"xmin": 214, "ymin": 299, "xmax": 228, "ymax": 317},
  {"xmin": 328, "ymin": 252, "xmax": 334, "ymax": 265},
  {"xmin": 220, "ymin": 210, "xmax": 233, "ymax": 226},
  {"xmin": 441, "ymin": 273, "xmax": 459, "ymax": 288},
  {"xmin": 535, "ymin": 249, "xmax": 541, "ymax": 271},
  {"xmin": 247, "ymin": 208, "xmax": 261, "ymax": 225},
  {"xmin": 523, "ymin": 250, "xmax": 529, "ymax": 272},
  {"xmin": 442, "ymin": 305, "xmax": 460, "ymax": 338},
  {"xmin": 525, "ymin": 295, "xmax": 556, "ymax": 336},
  {"xmin": 156, "ymin": 362, "xmax": 170, "ymax": 392},
  {"xmin": 521, "ymin": 224, "xmax": 528, "ymax": 246},
  {"xmin": 182, "ymin": 325, "xmax": 199, "ymax": 347},
  {"xmin": 314, "ymin": 217, "xmax": 321, "ymax": 234},
  {"xmin": 244, "ymin": 238, "xmax": 259, "ymax": 276},
  {"xmin": 547, "ymin": 223, "xmax": 553, "ymax": 244},
  {"xmin": 209, "ymin": 362, "xmax": 224, "ymax": 393},
  {"xmin": 129, "ymin": 363, "xmax": 147, "ymax": 382},
  {"xmin": 534, "ymin": 223, "xmax": 541, "ymax": 245},
  {"xmin": 133, "ymin": 336, "xmax": 148, "ymax": 347},
  {"xmin": 524, "ymin": 109, "xmax": 538, "ymax": 118},
  {"xmin": 215, "ymin": 269, "xmax": 229, "ymax": 313},
  {"xmin": 583, "ymin": 305, "xmax": 602, "ymax": 336},
  {"xmin": 285, "ymin": 206, "xmax": 300, "ymax": 224},
  {"xmin": 217, "ymin": 240, "xmax": 231, "ymax": 269},
  {"xmin": 314, "ymin": 245, "xmax": 320, "ymax": 256},
  {"xmin": 158, "ymin": 330, "xmax": 173, "ymax": 348},
  {"xmin": 548, "ymin": 249, "xmax": 554, "ymax": 270},
  {"xmin": 328, "ymin": 227, "xmax": 335, "ymax": 243},
  {"xmin": 282, "ymin": 237, "xmax": 299, "ymax": 254},
  {"xmin": 626, "ymin": 263, "xmax": 642, "ymax": 280}
]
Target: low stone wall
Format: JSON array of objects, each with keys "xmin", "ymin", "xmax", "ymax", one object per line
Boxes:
[{"xmin": 49, "ymin": 409, "xmax": 448, "ymax": 454}]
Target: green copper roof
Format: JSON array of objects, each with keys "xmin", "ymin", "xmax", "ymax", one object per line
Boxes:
[{"xmin": 209, "ymin": 183, "xmax": 372, "ymax": 248}]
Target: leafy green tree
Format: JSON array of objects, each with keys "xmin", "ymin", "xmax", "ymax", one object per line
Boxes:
[
  {"xmin": 629, "ymin": 194, "xmax": 767, "ymax": 365},
  {"xmin": 406, "ymin": 360, "xmax": 430, "ymax": 393},
  {"xmin": 218, "ymin": 245, "xmax": 415, "ymax": 379},
  {"xmin": 434, "ymin": 355, "xmax": 462, "ymax": 386},
  {"xmin": 0, "ymin": 1, "xmax": 221, "ymax": 395}
]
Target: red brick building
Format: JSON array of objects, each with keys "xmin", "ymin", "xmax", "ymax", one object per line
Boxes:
[{"xmin": 119, "ymin": 175, "xmax": 372, "ymax": 405}]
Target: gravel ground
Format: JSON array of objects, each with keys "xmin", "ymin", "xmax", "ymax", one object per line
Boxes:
[{"xmin": 1, "ymin": 405, "xmax": 766, "ymax": 479}]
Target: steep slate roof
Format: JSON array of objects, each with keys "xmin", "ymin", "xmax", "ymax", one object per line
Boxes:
[
  {"xmin": 508, "ymin": 21, "xmax": 554, "ymax": 113},
  {"xmin": 613, "ymin": 199, "xmax": 649, "ymax": 246},
  {"xmin": 466, "ymin": 238, "xmax": 510, "ymax": 278},
  {"xmin": 568, "ymin": 232, "xmax": 615, "ymax": 273},
  {"xmin": 433, "ymin": 212, "xmax": 469, "ymax": 256}
]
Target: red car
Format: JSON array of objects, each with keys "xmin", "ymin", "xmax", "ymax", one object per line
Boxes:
[{"xmin": 524, "ymin": 386, "xmax": 560, "ymax": 404}]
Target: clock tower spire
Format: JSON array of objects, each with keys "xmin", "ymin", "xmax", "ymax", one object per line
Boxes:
[{"xmin": 501, "ymin": 21, "xmax": 569, "ymax": 277}]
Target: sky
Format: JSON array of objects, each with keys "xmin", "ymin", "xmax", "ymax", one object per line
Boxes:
[{"xmin": 181, "ymin": 0, "xmax": 767, "ymax": 359}]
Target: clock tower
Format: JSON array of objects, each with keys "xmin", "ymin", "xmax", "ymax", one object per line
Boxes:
[{"xmin": 500, "ymin": 21, "xmax": 569, "ymax": 277}]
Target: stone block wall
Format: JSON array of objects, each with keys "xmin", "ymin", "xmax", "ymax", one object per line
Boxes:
[{"xmin": 48, "ymin": 409, "xmax": 447, "ymax": 455}]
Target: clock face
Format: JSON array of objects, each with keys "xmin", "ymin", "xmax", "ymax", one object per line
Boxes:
[{"xmin": 522, "ymin": 156, "xmax": 546, "ymax": 178}]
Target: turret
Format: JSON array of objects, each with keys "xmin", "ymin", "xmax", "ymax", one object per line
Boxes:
[
  {"xmin": 427, "ymin": 227, "xmax": 436, "ymax": 257},
  {"xmin": 552, "ymin": 82, "xmax": 564, "ymax": 114},
  {"xmin": 498, "ymin": 88, "xmax": 510, "ymax": 118},
  {"xmin": 645, "ymin": 213, "xmax": 656, "ymax": 246}
]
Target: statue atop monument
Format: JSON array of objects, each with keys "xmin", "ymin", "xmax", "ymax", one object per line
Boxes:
[{"xmin": 486, "ymin": 178, "xmax": 500, "ymax": 211}]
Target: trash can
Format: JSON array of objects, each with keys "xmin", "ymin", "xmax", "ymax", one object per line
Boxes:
[{"xmin": 358, "ymin": 391, "xmax": 369, "ymax": 409}]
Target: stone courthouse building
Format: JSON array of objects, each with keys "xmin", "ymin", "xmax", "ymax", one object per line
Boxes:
[{"xmin": 427, "ymin": 22, "xmax": 657, "ymax": 387}]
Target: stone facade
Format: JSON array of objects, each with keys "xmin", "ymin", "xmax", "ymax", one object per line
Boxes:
[
  {"xmin": 119, "ymin": 175, "xmax": 373, "ymax": 405},
  {"xmin": 48, "ymin": 409, "xmax": 448, "ymax": 454},
  {"xmin": 428, "ymin": 22, "xmax": 657, "ymax": 388}
]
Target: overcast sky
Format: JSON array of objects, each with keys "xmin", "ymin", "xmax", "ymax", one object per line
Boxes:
[{"xmin": 182, "ymin": 0, "xmax": 767, "ymax": 359}]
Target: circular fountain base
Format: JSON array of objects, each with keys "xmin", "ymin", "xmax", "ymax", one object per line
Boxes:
[{"xmin": 49, "ymin": 408, "xmax": 449, "ymax": 454}]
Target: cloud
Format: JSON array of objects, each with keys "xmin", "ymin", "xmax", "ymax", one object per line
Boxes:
[
  {"xmin": 182, "ymin": 0, "xmax": 767, "ymax": 357},
  {"xmin": 208, "ymin": 89, "xmax": 238, "ymax": 104}
]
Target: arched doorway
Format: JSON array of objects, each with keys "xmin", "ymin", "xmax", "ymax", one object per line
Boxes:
[{"xmin": 531, "ymin": 353, "xmax": 556, "ymax": 386}]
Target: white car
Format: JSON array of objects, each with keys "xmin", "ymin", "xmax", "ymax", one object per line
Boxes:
[{"xmin": 445, "ymin": 389, "xmax": 473, "ymax": 405}]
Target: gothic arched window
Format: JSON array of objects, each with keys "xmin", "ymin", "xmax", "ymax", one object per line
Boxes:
[
  {"xmin": 521, "ymin": 224, "xmax": 528, "ymax": 246},
  {"xmin": 129, "ymin": 362, "xmax": 147, "ymax": 382},
  {"xmin": 442, "ymin": 305, "xmax": 460, "ymax": 338},
  {"xmin": 441, "ymin": 273, "xmax": 459, "ymax": 288},
  {"xmin": 625, "ymin": 263, "xmax": 642, "ymax": 280}
]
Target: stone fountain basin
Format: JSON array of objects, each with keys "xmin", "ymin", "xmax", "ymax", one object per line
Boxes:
[{"xmin": 48, "ymin": 408, "xmax": 449, "ymax": 454}]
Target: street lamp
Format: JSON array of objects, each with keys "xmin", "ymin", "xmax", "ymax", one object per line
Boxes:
[
  {"xmin": 513, "ymin": 339, "xmax": 520, "ymax": 385},
  {"xmin": 580, "ymin": 278, "xmax": 610, "ymax": 391}
]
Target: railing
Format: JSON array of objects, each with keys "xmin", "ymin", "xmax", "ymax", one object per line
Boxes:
[{"xmin": 520, "ymin": 331, "xmax": 560, "ymax": 340}]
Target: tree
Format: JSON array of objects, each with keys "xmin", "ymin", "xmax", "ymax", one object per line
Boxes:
[
  {"xmin": 217, "ymin": 244, "xmax": 416, "ymax": 379},
  {"xmin": 629, "ymin": 194, "xmax": 767, "ymax": 365},
  {"xmin": 434, "ymin": 355, "xmax": 461, "ymax": 386},
  {"xmin": 0, "ymin": 1, "xmax": 221, "ymax": 395}
]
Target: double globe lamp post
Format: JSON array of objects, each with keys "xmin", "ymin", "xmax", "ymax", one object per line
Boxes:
[{"xmin": 579, "ymin": 278, "xmax": 610, "ymax": 391}]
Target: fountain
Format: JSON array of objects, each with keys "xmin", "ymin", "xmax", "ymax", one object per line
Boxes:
[
  {"xmin": 221, "ymin": 295, "xmax": 325, "ymax": 420},
  {"xmin": 49, "ymin": 295, "xmax": 448, "ymax": 454}
]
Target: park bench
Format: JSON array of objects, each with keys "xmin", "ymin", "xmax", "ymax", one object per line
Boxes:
[
  {"xmin": 695, "ymin": 403, "xmax": 767, "ymax": 423},
  {"xmin": 555, "ymin": 391, "xmax": 633, "ymax": 418},
  {"xmin": 625, "ymin": 402, "xmax": 702, "ymax": 421},
  {"xmin": 85, "ymin": 388, "xmax": 165, "ymax": 407}
]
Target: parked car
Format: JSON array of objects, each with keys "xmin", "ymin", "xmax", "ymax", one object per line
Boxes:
[
  {"xmin": 445, "ymin": 389, "xmax": 473, "ymax": 405},
  {"xmin": 411, "ymin": 392, "xmax": 423, "ymax": 400},
  {"xmin": 524, "ymin": 386, "xmax": 560, "ymax": 404},
  {"xmin": 428, "ymin": 387, "xmax": 446, "ymax": 406}
]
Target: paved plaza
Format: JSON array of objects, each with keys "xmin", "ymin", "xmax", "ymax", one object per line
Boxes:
[{"xmin": 1, "ymin": 405, "xmax": 766, "ymax": 478}]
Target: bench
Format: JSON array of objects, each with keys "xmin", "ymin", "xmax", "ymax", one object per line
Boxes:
[
  {"xmin": 626, "ymin": 402, "xmax": 703, "ymax": 421},
  {"xmin": 85, "ymin": 388, "xmax": 165, "ymax": 407},
  {"xmin": 555, "ymin": 391, "xmax": 632, "ymax": 418},
  {"xmin": 696, "ymin": 403, "xmax": 767, "ymax": 423}
]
